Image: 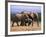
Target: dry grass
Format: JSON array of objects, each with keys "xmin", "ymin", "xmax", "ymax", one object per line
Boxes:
[{"xmin": 10, "ymin": 22, "xmax": 41, "ymax": 32}]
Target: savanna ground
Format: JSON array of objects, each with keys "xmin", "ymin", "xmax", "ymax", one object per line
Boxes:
[{"xmin": 10, "ymin": 21, "xmax": 41, "ymax": 32}]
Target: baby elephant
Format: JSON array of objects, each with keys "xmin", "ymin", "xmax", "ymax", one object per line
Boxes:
[{"xmin": 24, "ymin": 18, "xmax": 32, "ymax": 26}]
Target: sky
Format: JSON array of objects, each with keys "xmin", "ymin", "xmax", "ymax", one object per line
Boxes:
[{"xmin": 10, "ymin": 5, "xmax": 41, "ymax": 14}]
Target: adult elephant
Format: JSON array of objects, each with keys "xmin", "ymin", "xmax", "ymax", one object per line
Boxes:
[
  {"xmin": 23, "ymin": 13, "xmax": 32, "ymax": 26},
  {"xmin": 28, "ymin": 13, "xmax": 39, "ymax": 26},
  {"xmin": 11, "ymin": 13, "xmax": 25, "ymax": 27}
]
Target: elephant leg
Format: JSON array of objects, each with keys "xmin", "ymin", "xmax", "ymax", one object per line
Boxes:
[
  {"xmin": 37, "ymin": 19, "xmax": 39, "ymax": 27},
  {"xmin": 17, "ymin": 22, "xmax": 19, "ymax": 26},
  {"xmin": 20, "ymin": 22, "xmax": 23, "ymax": 26},
  {"xmin": 28, "ymin": 22, "xmax": 29, "ymax": 26},
  {"xmin": 12, "ymin": 21, "xmax": 14, "ymax": 27},
  {"xmin": 28, "ymin": 22, "xmax": 31, "ymax": 26},
  {"xmin": 25, "ymin": 23, "xmax": 26, "ymax": 26},
  {"xmin": 32, "ymin": 20, "xmax": 33, "ymax": 26},
  {"xmin": 22, "ymin": 22, "xmax": 24, "ymax": 26}
]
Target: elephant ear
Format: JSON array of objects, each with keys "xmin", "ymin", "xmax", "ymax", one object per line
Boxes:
[
  {"xmin": 30, "ymin": 13, "xmax": 34, "ymax": 18},
  {"xmin": 33, "ymin": 13, "xmax": 38, "ymax": 18}
]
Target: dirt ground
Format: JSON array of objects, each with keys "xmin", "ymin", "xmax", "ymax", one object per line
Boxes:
[{"xmin": 10, "ymin": 22, "xmax": 41, "ymax": 32}]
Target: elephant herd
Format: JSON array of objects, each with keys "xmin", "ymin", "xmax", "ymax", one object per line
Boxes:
[{"xmin": 11, "ymin": 12, "xmax": 39, "ymax": 27}]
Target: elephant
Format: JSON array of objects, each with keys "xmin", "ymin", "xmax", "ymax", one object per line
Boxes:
[
  {"xmin": 23, "ymin": 14, "xmax": 32, "ymax": 26},
  {"xmin": 28, "ymin": 13, "xmax": 39, "ymax": 26},
  {"xmin": 11, "ymin": 12, "xmax": 39, "ymax": 27},
  {"xmin": 11, "ymin": 13, "xmax": 26, "ymax": 27}
]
